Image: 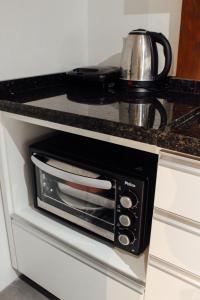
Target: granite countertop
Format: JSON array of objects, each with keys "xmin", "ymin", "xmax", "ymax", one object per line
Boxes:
[
  {"xmin": 0, "ymin": 73, "xmax": 200, "ymax": 157},
  {"xmin": 158, "ymin": 109, "xmax": 200, "ymax": 157}
]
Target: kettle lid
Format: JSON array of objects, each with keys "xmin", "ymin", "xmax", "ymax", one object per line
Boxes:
[{"xmin": 129, "ymin": 29, "xmax": 148, "ymax": 35}]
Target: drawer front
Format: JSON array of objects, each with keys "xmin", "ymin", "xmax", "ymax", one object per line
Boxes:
[
  {"xmin": 145, "ymin": 265, "xmax": 200, "ymax": 300},
  {"xmin": 13, "ymin": 223, "xmax": 143, "ymax": 300},
  {"xmin": 155, "ymin": 155, "xmax": 200, "ymax": 223},
  {"xmin": 150, "ymin": 217, "xmax": 200, "ymax": 276}
]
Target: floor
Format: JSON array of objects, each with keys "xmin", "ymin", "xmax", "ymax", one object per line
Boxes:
[{"xmin": 0, "ymin": 278, "xmax": 58, "ymax": 300}]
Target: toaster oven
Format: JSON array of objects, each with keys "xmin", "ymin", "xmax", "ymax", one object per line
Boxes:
[{"xmin": 30, "ymin": 133, "xmax": 158, "ymax": 255}]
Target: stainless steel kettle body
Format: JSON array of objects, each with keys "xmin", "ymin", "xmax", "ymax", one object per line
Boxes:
[
  {"xmin": 120, "ymin": 29, "xmax": 172, "ymax": 85},
  {"xmin": 119, "ymin": 97, "xmax": 167, "ymax": 129}
]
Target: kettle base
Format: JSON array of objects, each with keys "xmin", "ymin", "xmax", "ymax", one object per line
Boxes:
[{"xmin": 119, "ymin": 79, "xmax": 158, "ymax": 94}]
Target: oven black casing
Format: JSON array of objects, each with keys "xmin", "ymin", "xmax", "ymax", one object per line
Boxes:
[{"xmin": 30, "ymin": 132, "xmax": 158, "ymax": 255}]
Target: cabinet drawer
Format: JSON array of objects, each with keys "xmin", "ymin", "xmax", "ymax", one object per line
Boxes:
[
  {"xmin": 150, "ymin": 217, "xmax": 200, "ymax": 276},
  {"xmin": 155, "ymin": 153, "xmax": 200, "ymax": 223},
  {"xmin": 12, "ymin": 223, "xmax": 143, "ymax": 300},
  {"xmin": 145, "ymin": 265, "xmax": 200, "ymax": 300}
]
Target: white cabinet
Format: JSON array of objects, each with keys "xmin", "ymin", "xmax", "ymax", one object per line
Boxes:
[
  {"xmin": 154, "ymin": 152, "xmax": 200, "ymax": 223},
  {"xmin": 150, "ymin": 215, "xmax": 200, "ymax": 276},
  {"xmin": 1, "ymin": 111, "xmax": 200, "ymax": 300},
  {"xmin": 0, "ymin": 113, "xmax": 146, "ymax": 300},
  {"xmin": 145, "ymin": 264, "xmax": 200, "ymax": 300},
  {"xmin": 13, "ymin": 222, "xmax": 144, "ymax": 300},
  {"xmin": 0, "ymin": 189, "xmax": 17, "ymax": 291},
  {"xmin": 145, "ymin": 151, "xmax": 200, "ymax": 300}
]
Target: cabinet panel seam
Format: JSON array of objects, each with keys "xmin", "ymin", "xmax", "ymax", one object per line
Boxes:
[{"xmin": 149, "ymin": 255, "xmax": 200, "ymax": 288}]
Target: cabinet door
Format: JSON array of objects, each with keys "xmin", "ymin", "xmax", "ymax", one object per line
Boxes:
[
  {"xmin": 0, "ymin": 191, "xmax": 17, "ymax": 291},
  {"xmin": 13, "ymin": 223, "xmax": 143, "ymax": 300},
  {"xmin": 149, "ymin": 215, "xmax": 200, "ymax": 276},
  {"xmin": 145, "ymin": 264, "xmax": 200, "ymax": 300},
  {"xmin": 154, "ymin": 152, "xmax": 200, "ymax": 223}
]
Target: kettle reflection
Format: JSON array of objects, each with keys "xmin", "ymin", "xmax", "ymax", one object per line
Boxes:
[{"xmin": 119, "ymin": 97, "xmax": 167, "ymax": 129}]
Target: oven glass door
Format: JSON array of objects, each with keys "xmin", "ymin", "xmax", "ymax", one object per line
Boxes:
[{"xmin": 32, "ymin": 155, "xmax": 116, "ymax": 241}]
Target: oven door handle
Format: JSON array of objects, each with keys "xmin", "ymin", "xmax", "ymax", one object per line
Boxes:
[{"xmin": 31, "ymin": 155, "xmax": 112, "ymax": 190}]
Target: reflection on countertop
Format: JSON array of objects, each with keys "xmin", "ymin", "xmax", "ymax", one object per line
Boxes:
[
  {"xmin": 0, "ymin": 72, "xmax": 200, "ymax": 156},
  {"xmin": 25, "ymin": 86, "xmax": 200, "ymax": 132}
]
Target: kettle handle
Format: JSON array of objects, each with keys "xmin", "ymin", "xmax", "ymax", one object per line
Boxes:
[
  {"xmin": 149, "ymin": 32, "xmax": 172, "ymax": 81},
  {"xmin": 147, "ymin": 99, "xmax": 167, "ymax": 129}
]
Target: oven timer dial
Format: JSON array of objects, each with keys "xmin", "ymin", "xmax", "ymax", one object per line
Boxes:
[
  {"xmin": 120, "ymin": 194, "xmax": 137, "ymax": 209},
  {"xmin": 119, "ymin": 215, "xmax": 131, "ymax": 227},
  {"xmin": 118, "ymin": 234, "xmax": 130, "ymax": 246},
  {"xmin": 120, "ymin": 196, "xmax": 132, "ymax": 209},
  {"xmin": 118, "ymin": 232, "xmax": 135, "ymax": 246}
]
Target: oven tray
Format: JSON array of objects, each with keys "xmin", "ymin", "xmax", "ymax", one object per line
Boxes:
[{"xmin": 57, "ymin": 190, "xmax": 104, "ymax": 211}]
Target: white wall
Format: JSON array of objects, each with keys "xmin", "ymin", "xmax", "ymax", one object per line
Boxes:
[
  {"xmin": 0, "ymin": 0, "xmax": 88, "ymax": 291},
  {"xmin": 0, "ymin": 0, "xmax": 183, "ymax": 80},
  {"xmin": 88, "ymin": 0, "xmax": 182, "ymax": 74},
  {"xmin": 0, "ymin": 0, "xmax": 88, "ymax": 81},
  {"xmin": 0, "ymin": 191, "xmax": 17, "ymax": 291}
]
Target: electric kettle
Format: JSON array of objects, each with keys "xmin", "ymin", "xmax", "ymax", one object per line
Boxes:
[{"xmin": 120, "ymin": 29, "xmax": 172, "ymax": 87}]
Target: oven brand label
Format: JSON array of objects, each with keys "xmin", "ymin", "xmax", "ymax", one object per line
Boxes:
[{"xmin": 124, "ymin": 181, "xmax": 136, "ymax": 188}]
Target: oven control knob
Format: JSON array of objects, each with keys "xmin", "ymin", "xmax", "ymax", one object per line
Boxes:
[
  {"xmin": 119, "ymin": 215, "xmax": 131, "ymax": 227},
  {"xmin": 118, "ymin": 234, "xmax": 130, "ymax": 246},
  {"xmin": 120, "ymin": 196, "xmax": 133, "ymax": 209}
]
